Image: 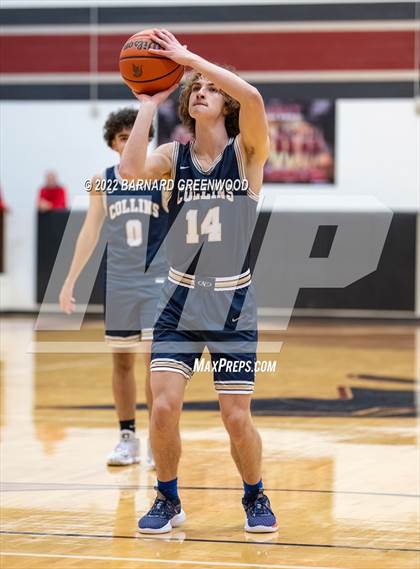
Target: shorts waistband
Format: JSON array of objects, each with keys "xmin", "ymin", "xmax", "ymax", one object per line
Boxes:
[{"xmin": 168, "ymin": 267, "xmax": 251, "ymax": 291}]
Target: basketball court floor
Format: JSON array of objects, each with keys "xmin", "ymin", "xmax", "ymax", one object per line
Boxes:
[{"xmin": 1, "ymin": 316, "xmax": 419, "ymax": 569}]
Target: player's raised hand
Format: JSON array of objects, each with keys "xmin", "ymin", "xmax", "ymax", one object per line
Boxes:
[
  {"xmin": 59, "ymin": 282, "xmax": 76, "ymax": 315},
  {"xmin": 149, "ymin": 29, "xmax": 192, "ymax": 66},
  {"xmin": 131, "ymin": 82, "xmax": 179, "ymax": 105}
]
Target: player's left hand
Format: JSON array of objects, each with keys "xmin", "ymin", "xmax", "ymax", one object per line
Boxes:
[
  {"xmin": 149, "ymin": 29, "xmax": 192, "ymax": 66},
  {"xmin": 131, "ymin": 82, "xmax": 179, "ymax": 105}
]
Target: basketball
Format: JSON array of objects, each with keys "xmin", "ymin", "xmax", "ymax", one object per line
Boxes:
[{"xmin": 119, "ymin": 30, "xmax": 184, "ymax": 95}]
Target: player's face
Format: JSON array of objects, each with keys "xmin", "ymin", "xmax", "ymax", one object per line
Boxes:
[
  {"xmin": 188, "ymin": 79, "xmax": 225, "ymax": 122},
  {"xmin": 111, "ymin": 128, "xmax": 132, "ymax": 155}
]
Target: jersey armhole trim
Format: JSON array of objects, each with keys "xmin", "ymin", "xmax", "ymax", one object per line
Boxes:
[
  {"xmin": 163, "ymin": 142, "xmax": 179, "ymax": 212},
  {"xmin": 233, "ymin": 136, "xmax": 246, "ymax": 181},
  {"xmin": 171, "ymin": 141, "xmax": 180, "ymax": 181},
  {"xmin": 234, "ymin": 136, "xmax": 260, "ymax": 203}
]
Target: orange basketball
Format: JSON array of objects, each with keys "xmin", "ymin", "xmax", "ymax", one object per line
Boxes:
[{"xmin": 119, "ymin": 30, "xmax": 184, "ymax": 95}]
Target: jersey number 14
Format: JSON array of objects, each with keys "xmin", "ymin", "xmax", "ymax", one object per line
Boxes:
[{"xmin": 186, "ymin": 207, "xmax": 221, "ymax": 244}]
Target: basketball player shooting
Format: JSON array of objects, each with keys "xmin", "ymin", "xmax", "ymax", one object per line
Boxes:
[{"xmin": 119, "ymin": 28, "xmax": 278, "ymax": 534}]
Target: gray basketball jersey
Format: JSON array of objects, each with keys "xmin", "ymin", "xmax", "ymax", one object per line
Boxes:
[
  {"xmin": 165, "ymin": 137, "xmax": 259, "ymax": 277},
  {"xmin": 103, "ymin": 165, "xmax": 168, "ymax": 279}
]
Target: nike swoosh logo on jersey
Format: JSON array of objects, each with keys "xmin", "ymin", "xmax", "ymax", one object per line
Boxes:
[
  {"xmin": 231, "ymin": 315, "xmax": 243, "ymax": 323},
  {"xmin": 180, "ymin": 165, "xmax": 190, "ymax": 169}
]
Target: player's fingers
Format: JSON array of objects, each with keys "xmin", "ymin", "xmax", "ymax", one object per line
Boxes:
[
  {"xmin": 159, "ymin": 28, "xmax": 172, "ymax": 39},
  {"xmin": 150, "ymin": 35, "xmax": 169, "ymax": 49},
  {"xmin": 149, "ymin": 34, "xmax": 164, "ymax": 46},
  {"xmin": 154, "ymin": 27, "xmax": 169, "ymax": 37},
  {"xmin": 149, "ymin": 48, "xmax": 176, "ymax": 60},
  {"xmin": 131, "ymin": 89, "xmax": 147, "ymax": 101},
  {"xmin": 150, "ymin": 30, "xmax": 165, "ymax": 41},
  {"xmin": 162, "ymin": 29, "xmax": 177, "ymax": 42},
  {"xmin": 158, "ymin": 28, "xmax": 178, "ymax": 47},
  {"xmin": 152, "ymin": 29, "xmax": 170, "ymax": 42},
  {"xmin": 148, "ymin": 48, "xmax": 169, "ymax": 57}
]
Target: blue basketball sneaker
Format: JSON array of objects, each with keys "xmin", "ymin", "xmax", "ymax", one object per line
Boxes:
[
  {"xmin": 138, "ymin": 490, "xmax": 186, "ymax": 534},
  {"xmin": 242, "ymin": 490, "xmax": 278, "ymax": 533}
]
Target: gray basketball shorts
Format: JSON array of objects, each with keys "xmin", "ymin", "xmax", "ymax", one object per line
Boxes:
[{"xmin": 104, "ymin": 274, "xmax": 165, "ymax": 347}]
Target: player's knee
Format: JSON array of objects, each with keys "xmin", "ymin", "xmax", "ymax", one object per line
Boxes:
[
  {"xmin": 152, "ymin": 397, "xmax": 180, "ymax": 430},
  {"xmin": 113, "ymin": 353, "xmax": 135, "ymax": 375},
  {"xmin": 221, "ymin": 408, "xmax": 250, "ymax": 438}
]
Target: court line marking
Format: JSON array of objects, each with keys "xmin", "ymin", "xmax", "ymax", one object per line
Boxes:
[
  {"xmin": 1, "ymin": 482, "xmax": 418, "ymax": 499},
  {"xmin": 0, "ymin": 551, "xmax": 353, "ymax": 569},
  {"xmin": 349, "ymin": 373, "xmax": 415, "ymax": 384},
  {"xmin": 1, "ymin": 531, "xmax": 418, "ymax": 553}
]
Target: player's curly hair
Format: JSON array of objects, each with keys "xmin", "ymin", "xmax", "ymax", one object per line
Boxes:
[
  {"xmin": 178, "ymin": 70, "xmax": 240, "ymax": 138},
  {"xmin": 103, "ymin": 107, "xmax": 154, "ymax": 147}
]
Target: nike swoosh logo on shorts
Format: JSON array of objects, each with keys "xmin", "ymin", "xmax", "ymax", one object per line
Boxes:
[
  {"xmin": 232, "ymin": 315, "xmax": 243, "ymax": 322},
  {"xmin": 180, "ymin": 165, "xmax": 190, "ymax": 169}
]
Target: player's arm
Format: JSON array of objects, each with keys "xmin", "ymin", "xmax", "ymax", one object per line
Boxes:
[
  {"xmin": 148, "ymin": 28, "xmax": 270, "ymax": 163},
  {"xmin": 59, "ymin": 175, "xmax": 105, "ymax": 314},
  {"xmin": 119, "ymin": 90, "xmax": 176, "ymax": 181}
]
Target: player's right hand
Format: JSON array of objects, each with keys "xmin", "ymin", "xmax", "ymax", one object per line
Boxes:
[{"xmin": 59, "ymin": 283, "xmax": 76, "ymax": 315}]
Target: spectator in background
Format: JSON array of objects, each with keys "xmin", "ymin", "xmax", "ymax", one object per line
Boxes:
[
  {"xmin": 37, "ymin": 171, "xmax": 68, "ymax": 212},
  {"xmin": 0, "ymin": 185, "xmax": 9, "ymax": 212},
  {"xmin": 0, "ymin": 185, "xmax": 8, "ymax": 273}
]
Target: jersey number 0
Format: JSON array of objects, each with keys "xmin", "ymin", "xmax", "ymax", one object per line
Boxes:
[{"xmin": 125, "ymin": 219, "xmax": 143, "ymax": 247}]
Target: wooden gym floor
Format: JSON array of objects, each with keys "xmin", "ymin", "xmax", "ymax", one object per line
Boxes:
[{"xmin": 0, "ymin": 316, "xmax": 419, "ymax": 569}]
